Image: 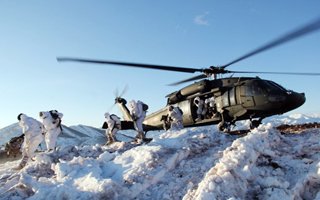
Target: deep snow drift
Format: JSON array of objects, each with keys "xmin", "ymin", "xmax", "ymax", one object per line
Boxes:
[{"xmin": 1, "ymin": 114, "xmax": 320, "ymax": 200}]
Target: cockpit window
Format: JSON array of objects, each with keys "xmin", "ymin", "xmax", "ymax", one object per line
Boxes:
[
  {"xmin": 258, "ymin": 80, "xmax": 287, "ymax": 94},
  {"xmin": 246, "ymin": 80, "xmax": 286, "ymax": 96},
  {"xmin": 246, "ymin": 81, "xmax": 267, "ymax": 96},
  {"xmin": 267, "ymin": 81, "xmax": 287, "ymax": 91}
]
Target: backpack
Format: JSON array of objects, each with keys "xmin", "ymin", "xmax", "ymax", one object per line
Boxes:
[
  {"xmin": 137, "ymin": 100, "xmax": 149, "ymax": 111},
  {"xmin": 56, "ymin": 117, "xmax": 63, "ymax": 132},
  {"xmin": 49, "ymin": 110, "xmax": 63, "ymax": 132},
  {"xmin": 110, "ymin": 114, "xmax": 121, "ymax": 125},
  {"xmin": 142, "ymin": 103, "xmax": 149, "ymax": 111}
]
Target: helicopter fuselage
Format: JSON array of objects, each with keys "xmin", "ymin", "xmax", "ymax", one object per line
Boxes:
[{"xmin": 116, "ymin": 77, "xmax": 305, "ymax": 132}]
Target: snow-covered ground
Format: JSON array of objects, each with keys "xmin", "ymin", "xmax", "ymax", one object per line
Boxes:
[{"xmin": 1, "ymin": 114, "xmax": 320, "ymax": 200}]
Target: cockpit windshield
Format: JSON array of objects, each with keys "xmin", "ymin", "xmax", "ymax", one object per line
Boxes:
[
  {"xmin": 267, "ymin": 81, "xmax": 287, "ymax": 91},
  {"xmin": 259, "ymin": 80, "xmax": 287, "ymax": 94},
  {"xmin": 246, "ymin": 80, "xmax": 287, "ymax": 96}
]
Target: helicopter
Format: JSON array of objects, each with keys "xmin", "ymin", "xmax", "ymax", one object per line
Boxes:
[{"xmin": 57, "ymin": 17, "xmax": 320, "ymax": 133}]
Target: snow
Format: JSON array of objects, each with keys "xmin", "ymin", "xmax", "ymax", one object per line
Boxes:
[{"xmin": 1, "ymin": 114, "xmax": 320, "ymax": 199}]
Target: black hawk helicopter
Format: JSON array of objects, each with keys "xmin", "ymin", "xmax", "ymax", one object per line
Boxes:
[{"xmin": 57, "ymin": 17, "xmax": 320, "ymax": 132}]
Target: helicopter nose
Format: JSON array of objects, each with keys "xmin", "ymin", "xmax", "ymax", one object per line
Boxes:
[{"xmin": 285, "ymin": 91, "xmax": 306, "ymax": 111}]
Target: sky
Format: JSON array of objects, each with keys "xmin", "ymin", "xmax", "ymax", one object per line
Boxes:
[{"xmin": 1, "ymin": 1, "xmax": 320, "ymax": 128}]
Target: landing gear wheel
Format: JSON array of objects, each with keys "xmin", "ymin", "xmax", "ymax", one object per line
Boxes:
[
  {"xmin": 218, "ymin": 122, "xmax": 231, "ymax": 133},
  {"xmin": 218, "ymin": 111, "xmax": 233, "ymax": 133}
]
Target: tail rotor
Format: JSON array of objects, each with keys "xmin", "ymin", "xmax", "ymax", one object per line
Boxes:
[{"xmin": 108, "ymin": 85, "xmax": 129, "ymax": 112}]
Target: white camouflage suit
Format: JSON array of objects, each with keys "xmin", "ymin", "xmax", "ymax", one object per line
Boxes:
[
  {"xmin": 18, "ymin": 114, "xmax": 44, "ymax": 168},
  {"xmin": 168, "ymin": 106, "xmax": 184, "ymax": 130},
  {"xmin": 39, "ymin": 110, "xmax": 63, "ymax": 151},
  {"xmin": 128, "ymin": 100, "xmax": 146, "ymax": 139},
  {"xmin": 194, "ymin": 97, "xmax": 207, "ymax": 120},
  {"xmin": 104, "ymin": 112, "xmax": 121, "ymax": 144}
]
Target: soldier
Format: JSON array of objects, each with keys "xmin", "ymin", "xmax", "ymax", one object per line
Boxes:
[
  {"xmin": 194, "ymin": 97, "xmax": 207, "ymax": 121},
  {"xmin": 128, "ymin": 100, "xmax": 148, "ymax": 142},
  {"xmin": 167, "ymin": 105, "xmax": 184, "ymax": 130},
  {"xmin": 104, "ymin": 112, "xmax": 121, "ymax": 145},
  {"xmin": 39, "ymin": 110, "xmax": 63, "ymax": 152},
  {"xmin": 205, "ymin": 96, "xmax": 217, "ymax": 118},
  {"xmin": 160, "ymin": 114, "xmax": 171, "ymax": 131},
  {"xmin": 15, "ymin": 113, "xmax": 44, "ymax": 169}
]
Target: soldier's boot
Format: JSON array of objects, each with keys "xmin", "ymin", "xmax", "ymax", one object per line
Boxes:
[
  {"xmin": 138, "ymin": 131, "xmax": 145, "ymax": 140},
  {"xmin": 106, "ymin": 134, "xmax": 115, "ymax": 145},
  {"xmin": 132, "ymin": 131, "xmax": 144, "ymax": 143}
]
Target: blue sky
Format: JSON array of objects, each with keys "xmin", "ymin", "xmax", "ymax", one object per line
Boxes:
[{"xmin": 1, "ymin": 1, "xmax": 320, "ymax": 128}]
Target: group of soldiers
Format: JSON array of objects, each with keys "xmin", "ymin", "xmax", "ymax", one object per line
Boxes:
[
  {"xmin": 9, "ymin": 96, "xmax": 216, "ymax": 169},
  {"xmin": 12, "ymin": 110, "xmax": 63, "ymax": 169},
  {"xmin": 104, "ymin": 96, "xmax": 217, "ymax": 145},
  {"xmin": 104, "ymin": 99, "xmax": 153, "ymax": 145},
  {"xmin": 194, "ymin": 96, "xmax": 217, "ymax": 121},
  {"xmin": 104, "ymin": 99, "xmax": 185, "ymax": 145}
]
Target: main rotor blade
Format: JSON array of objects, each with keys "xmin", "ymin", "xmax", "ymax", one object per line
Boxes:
[
  {"xmin": 221, "ymin": 17, "xmax": 320, "ymax": 68},
  {"xmin": 230, "ymin": 70, "xmax": 320, "ymax": 76},
  {"xmin": 57, "ymin": 57, "xmax": 201, "ymax": 73},
  {"xmin": 170, "ymin": 70, "xmax": 320, "ymax": 86},
  {"xmin": 168, "ymin": 74, "xmax": 207, "ymax": 86}
]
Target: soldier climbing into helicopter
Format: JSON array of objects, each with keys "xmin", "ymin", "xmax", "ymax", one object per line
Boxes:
[
  {"xmin": 104, "ymin": 112, "xmax": 121, "ymax": 145},
  {"xmin": 167, "ymin": 105, "xmax": 184, "ymax": 130}
]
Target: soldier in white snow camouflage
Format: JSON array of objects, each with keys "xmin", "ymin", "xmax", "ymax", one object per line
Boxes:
[
  {"xmin": 128, "ymin": 100, "xmax": 148, "ymax": 142},
  {"xmin": 39, "ymin": 110, "xmax": 63, "ymax": 152},
  {"xmin": 104, "ymin": 112, "xmax": 121, "ymax": 145},
  {"xmin": 167, "ymin": 105, "xmax": 184, "ymax": 130},
  {"xmin": 15, "ymin": 113, "xmax": 44, "ymax": 169}
]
